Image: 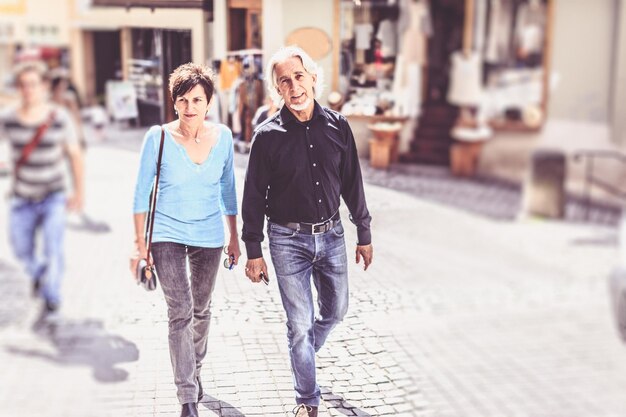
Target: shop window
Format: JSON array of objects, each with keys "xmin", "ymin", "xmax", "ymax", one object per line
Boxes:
[
  {"xmin": 475, "ymin": 0, "xmax": 548, "ymax": 128},
  {"xmin": 338, "ymin": 0, "xmax": 423, "ymax": 118},
  {"xmin": 458, "ymin": 0, "xmax": 552, "ymax": 131}
]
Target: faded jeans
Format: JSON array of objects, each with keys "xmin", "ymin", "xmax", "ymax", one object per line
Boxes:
[
  {"xmin": 9, "ymin": 192, "xmax": 66, "ymax": 305},
  {"xmin": 151, "ymin": 242, "xmax": 221, "ymax": 404},
  {"xmin": 268, "ymin": 219, "xmax": 349, "ymax": 407}
]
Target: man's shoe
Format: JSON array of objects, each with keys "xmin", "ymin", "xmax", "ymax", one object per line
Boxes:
[
  {"xmin": 197, "ymin": 376, "xmax": 203, "ymax": 402},
  {"xmin": 32, "ymin": 278, "xmax": 41, "ymax": 298},
  {"xmin": 32, "ymin": 266, "xmax": 47, "ymax": 298},
  {"xmin": 43, "ymin": 301, "xmax": 61, "ymax": 323},
  {"xmin": 180, "ymin": 402, "xmax": 198, "ymax": 417},
  {"xmin": 293, "ymin": 404, "xmax": 318, "ymax": 417}
]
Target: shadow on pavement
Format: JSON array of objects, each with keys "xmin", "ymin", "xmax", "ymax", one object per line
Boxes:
[
  {"xmin": 66, "ymin": 213, "xmax": 111, "ymax": 233},
  {"xmin": 200, "ymin": 395, "xmax": 246, "ymax": 417},
  {"xmin": 570, "ymin": 233, "xmax": 618, "ymax": 246},
  {"xmin": 0, "ymin": 260, "xmax": 29, "ymax": 328},
  {"xmin": 322, "ymin": 390, "xmax": 372, "ymax": 417},
  {"xmin": 5, "ymin": 318, "xmax": 138, "ymax": 383}
]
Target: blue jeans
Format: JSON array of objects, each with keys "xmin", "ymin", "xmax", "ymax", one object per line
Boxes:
[
  {"xmin": 9, "ymin": 192, "xmax": 67, "ymax": 305},
  {"xmin": 268, "ymin": 219, "xmax": 349, "ymax": 407}
]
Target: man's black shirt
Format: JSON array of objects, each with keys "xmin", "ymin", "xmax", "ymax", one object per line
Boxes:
[{"xmin": 242, "ymin": 101, "xmax": 372, "ymax": 259}]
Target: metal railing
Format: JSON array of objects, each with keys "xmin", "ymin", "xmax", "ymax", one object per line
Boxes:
[{"xmin": 573, "ymin": 150, "xmax": 626, "ymax": 219}]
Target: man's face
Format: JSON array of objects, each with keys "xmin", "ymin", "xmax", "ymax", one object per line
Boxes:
[
  {"xmin": 274, "ymin": 56, "xmax": 317, "ymax": 112},
  {"xmin": 17, "ymin": 70, "xmax": 47, "ymax": 105}
]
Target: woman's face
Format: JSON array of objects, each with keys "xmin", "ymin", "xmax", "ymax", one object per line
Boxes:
[
  {"xmin": 174, "ymin": 84, "xmax": 210, "ymax": 125},
  {"xmin": 17, "ymin": 70, "xmax": 48, "ymax": 106}
]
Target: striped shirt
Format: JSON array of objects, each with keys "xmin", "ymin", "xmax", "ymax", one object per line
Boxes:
[{"xmin": 0, "ymin": 104, "xmax": 78, "ymax": 200}]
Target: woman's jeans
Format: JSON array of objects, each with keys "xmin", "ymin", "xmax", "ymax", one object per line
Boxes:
[
  {"xmin": 268, "ymin": 219, "xmax": 349, "ymax": 407},
  {"xmin": 9, "ymin": 192, "xmax": 66, "ymax": 305},
  {"xmin": 151, "ymin": 242, "xmax": 221, "ymax": 404}
]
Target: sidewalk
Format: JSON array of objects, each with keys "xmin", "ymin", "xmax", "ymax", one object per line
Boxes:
[{"xmin": 0, "ymin": 128, "xmax": 625, "ymax": 417}]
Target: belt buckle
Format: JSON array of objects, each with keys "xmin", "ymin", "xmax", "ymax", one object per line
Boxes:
[{"xmin": 312, "ymin": 220, "xmax": 330, "ymax": 235}]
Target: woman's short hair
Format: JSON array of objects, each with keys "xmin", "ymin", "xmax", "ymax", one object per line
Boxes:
[
  {"xmin": 168, "ymin": 63, "xmax": 215, "ymax": 103},
  {"xmin": 265, "ymin": 46, "xmax": 325, "ymax": 106}
]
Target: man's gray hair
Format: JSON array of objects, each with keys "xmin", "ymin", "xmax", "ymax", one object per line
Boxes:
[{"xmin": 265, "ymin": 46, "xmax": 325, "ymax": 106}]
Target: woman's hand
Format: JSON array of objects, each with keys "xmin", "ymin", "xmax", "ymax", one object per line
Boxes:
[
  {"xmin": 129, "ymin": 238, "xmax": 149, "ymax": 277},
  {"xmin": 225, "ymin": 235, "xmax": 242, "ymax": 266}
]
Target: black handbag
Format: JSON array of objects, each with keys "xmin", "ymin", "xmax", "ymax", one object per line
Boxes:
[{"xmin": 135, "ymin": 127, "xmax": 165, "ymax": 291}]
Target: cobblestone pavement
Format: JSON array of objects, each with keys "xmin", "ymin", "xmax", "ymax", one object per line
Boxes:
[{"xmin": 0, "ymin": 126, "xmax": 625, "ymax": 417}]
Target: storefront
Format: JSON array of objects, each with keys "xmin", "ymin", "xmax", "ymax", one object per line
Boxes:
[
  {"xmin": 328, "ymin": 0, "xmax": 553, "ymax": 172},
  {"xmin": 71, "ymin": 0, "xmax": 212, "ymax": 125}
]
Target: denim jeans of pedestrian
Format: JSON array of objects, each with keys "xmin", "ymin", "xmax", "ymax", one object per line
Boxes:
[
  {"xmin": 268, "ymin": 219, "xmax": 349, "ymax": 407},
  {"xmin": 151, "ymin": 242, "xmax": 221, "ymax": 404},
  {"xmin": 9, "ymin": 192, "xmax": 66, "ymax": 305}
]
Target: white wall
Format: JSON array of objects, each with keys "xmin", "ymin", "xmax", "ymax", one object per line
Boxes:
[
  {"xmin": 612, "ymin": 0, "xmax": 626, "ymax": 147},
  {"xmin": 213, "ymin": 0, "xmax": 228, "ymax": 60},
  {"xmin": 262, "ymin": 0, "xmax": 333, "ymax": 104},
  {"xmin": 548, "ymin": 0, "xmax": 615, "ymax": 123}
]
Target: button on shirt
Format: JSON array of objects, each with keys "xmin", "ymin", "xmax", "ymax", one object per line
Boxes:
[{"xmin": 242, "ymin": 102, "xmax": 372, "ymax": 259}]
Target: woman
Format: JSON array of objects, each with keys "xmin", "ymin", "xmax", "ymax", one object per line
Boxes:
[{"xmin": 132, "ymin": 63, "xmax": 240, "ymax": 417}]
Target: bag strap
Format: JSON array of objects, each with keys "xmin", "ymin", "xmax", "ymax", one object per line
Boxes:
[
  {"xmin": 145, "ymin": 127, "xmax": 165, "ymax": 266},
  {"xmin": 13, "ymin": 111, "xmax": 55, "ymax": 179}
]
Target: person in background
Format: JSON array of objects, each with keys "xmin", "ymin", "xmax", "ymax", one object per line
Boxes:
[
  {"xmin": 0, "ymin": 61, "xmax": 84, "ymax": 320},
  {"xmin": 131, "ymin": 62, "xmax": 240, "ymax": 417},
  {"xmin": 241, "ymin": 46, "xmax": 374, "ymax": 417},
  {"xmin": 251, "ymin": 96, "xmax": 279, "ymax": 132},
  {"xmin": 50, "ymin": 68, "xmax": 86, "ymax": 149}
]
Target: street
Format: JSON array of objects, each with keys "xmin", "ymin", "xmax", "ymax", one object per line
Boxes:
[{"xmin": 0, "ymin": 130, "xmax": 625, "ymax": 417}]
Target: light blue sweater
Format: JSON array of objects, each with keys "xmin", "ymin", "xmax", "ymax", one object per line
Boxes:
[{"xmin": 133, "ymin": 124, "xmax": 238, "ymax": 248}]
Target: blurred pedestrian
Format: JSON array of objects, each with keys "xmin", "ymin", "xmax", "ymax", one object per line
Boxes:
[
  {"xmin": 50, "ymin": 68, "xmax": 86, "ymax": 149},
  {"xmin": 251, "ymin": 96, "xmax": 278, "ymax": 132},
  {"xmin": 0, "ymin": 61, "xmax": 84, "ymax": 320},
  {"xmin": 241, "ymin": 46, "xmax": 374, "ymax": 417},
  {"xmin": 131, "ymin": 62, "xmax": 240, "ymax": 417}
]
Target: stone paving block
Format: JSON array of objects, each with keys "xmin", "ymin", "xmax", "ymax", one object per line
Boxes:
[
  {"xmin": 361, "ymin": 399, "xmax": 385, "ymax": 408},
  {"xmin": 328, "ymin": 407, "xmax": 357, "ymax": 416}
]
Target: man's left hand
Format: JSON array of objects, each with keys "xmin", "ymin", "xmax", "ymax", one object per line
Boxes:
[
  {"xmin": 67, "ymin": 193, "xmax": 83, "ymax": 212},
  {"xmin": 356, "ymin": 244, "xmax": 373, "ymax": 271}
]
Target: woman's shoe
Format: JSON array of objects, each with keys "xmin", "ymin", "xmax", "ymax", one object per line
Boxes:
[
  {"xmin": 180, "ymin": 402, "xmax": 198, "ymax": 417},
  {"xmin": 197, "ymin": 376, "xmax": 203, "ymax": 402}
]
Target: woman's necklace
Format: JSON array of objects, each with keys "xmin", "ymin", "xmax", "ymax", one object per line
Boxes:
[{"xmin": 178, "ymin": 124, "xmax": 202, "ymax": 144}]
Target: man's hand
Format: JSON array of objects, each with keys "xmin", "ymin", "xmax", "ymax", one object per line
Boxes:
[
  {"xmin": 356, "ymin": 244, "xmax": 373, "ymax": 271},
  {"xmin": 67, "ymin": 193, "xmax": 84, "ymax": 212},
  {"xmin": 245, "ymin": 257, "xmax": 269, "ymax": 283}
]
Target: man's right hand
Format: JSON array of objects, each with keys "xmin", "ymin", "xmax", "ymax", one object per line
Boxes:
[{"xmin": 245, "ymin": 257, "xmax": 268, "ymax": 284}]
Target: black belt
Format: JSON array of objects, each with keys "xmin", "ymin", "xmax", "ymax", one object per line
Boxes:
[{"xmin": 275, "ymin": 212, "xmax": 340, "ymax": 235}]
